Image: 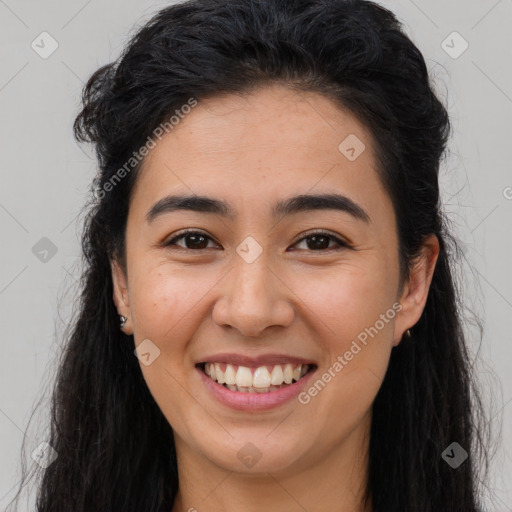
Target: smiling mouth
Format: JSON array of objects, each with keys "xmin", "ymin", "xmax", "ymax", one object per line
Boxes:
[{"xmin": 198, "ymin": 362, "xmax": 315, "ymax": 393}]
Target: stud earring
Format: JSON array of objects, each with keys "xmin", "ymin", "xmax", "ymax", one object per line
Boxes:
[
  {"xmin": 119, "ymin": 315, "xmax": 127, "ymax": 329},
  {"xmin": 404, "ymin": 329, "xmax": 411, "ymax": 338}
]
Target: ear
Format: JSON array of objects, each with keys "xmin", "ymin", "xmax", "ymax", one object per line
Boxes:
[
  {"xmin": 111, "ymin": 259, "xmax": 133, "ymax": 334},
  {"xmin": 393, "ymin": 234, "xmax": 439, "ymax": 346}
]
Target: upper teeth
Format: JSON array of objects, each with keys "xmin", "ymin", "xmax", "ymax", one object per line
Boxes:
[{"xmin": 205, "ymin": 362, "xmax": 309, "ymax": 388}]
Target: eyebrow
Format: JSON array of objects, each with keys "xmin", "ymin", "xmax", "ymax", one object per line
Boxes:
[{"xmin": 146, "ymin": 193, "xmax": 371, "ymax": 224}]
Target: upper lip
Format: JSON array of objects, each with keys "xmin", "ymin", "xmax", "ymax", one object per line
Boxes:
[{"xmin": 197, "ymin": 353, "xmax": 316, "ymax": 368}]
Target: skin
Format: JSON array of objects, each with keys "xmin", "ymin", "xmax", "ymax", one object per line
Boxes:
[{"xmin": 111, "ymin": 84, "xmax": 439, "ymax": 512}]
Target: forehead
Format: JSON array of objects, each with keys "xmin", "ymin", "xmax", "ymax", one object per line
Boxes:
[
  {"xmin": 156, "ymin": 85, "xmax": 372, "ymax": 159},
  {"xmin": 130, "ymin": 84, "xmax": 393, "ymax": 226}
]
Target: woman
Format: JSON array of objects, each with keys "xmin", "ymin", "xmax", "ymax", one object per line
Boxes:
[{"xmin": 9, "ymin": 0, "xmax": 490, "ymax": 510}]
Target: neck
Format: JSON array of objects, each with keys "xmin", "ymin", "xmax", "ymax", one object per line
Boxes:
[{"xmin": 171, "ymin": 414, "xmax": 372, "ymax": 512}]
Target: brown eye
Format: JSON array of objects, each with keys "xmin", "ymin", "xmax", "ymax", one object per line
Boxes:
[
  {"xmin": 165, "ymin": 231, "xmax": 218, "ymax": 250},
  {"xmin": 292, "ymin": 231, "xmax": 349, "ymax": 252},
  {"xmin": 164, "ymin": 229, "xmax": 350, "ymax": 252}
]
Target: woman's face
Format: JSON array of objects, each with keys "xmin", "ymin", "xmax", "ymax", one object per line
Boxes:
[{"xmin": 112, "ymin": 84, "xmax": 436, "ymax": 476}]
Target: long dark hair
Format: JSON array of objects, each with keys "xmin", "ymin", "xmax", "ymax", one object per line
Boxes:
[{"xmin": 8, "ymin": 0, "xmax": 491, "ymax": 510}]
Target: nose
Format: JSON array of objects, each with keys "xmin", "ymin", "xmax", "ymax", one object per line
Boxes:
[{"xmin": 212, "ymin": 250, "xmax": 294, "ymax": 338}]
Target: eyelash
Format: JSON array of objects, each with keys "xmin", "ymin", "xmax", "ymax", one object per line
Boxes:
[{"xmin": 164, "ymin": 228, "xmax": 351, "ymax": 252}]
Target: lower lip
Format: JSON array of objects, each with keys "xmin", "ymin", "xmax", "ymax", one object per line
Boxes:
[{"xmin": 197, "ymin": 366, "xmax": 316, "ymax": 411}]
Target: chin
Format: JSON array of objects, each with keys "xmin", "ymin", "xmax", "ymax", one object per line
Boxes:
[{"xmin": 197, "ymin": 431, "xmax": 311, "ymax": 475}]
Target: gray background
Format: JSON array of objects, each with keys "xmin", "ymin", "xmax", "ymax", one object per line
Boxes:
[{"xmin": 0, "ymin": 0, "xmax": 511, "ymax": 510}]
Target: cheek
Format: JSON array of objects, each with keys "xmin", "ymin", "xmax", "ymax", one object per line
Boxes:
[
  {"xmin": 299, "ymin": 278, "xmax": 395, "ymax": 442},
  {"xmin": 127, "ymin": 267, "xmax": 214, "ymax": 429},
  {"xmin": 297, "ymin": 258, "xmax": 397, "ymax": 399},
  {"xmin": 129, "ymin": 265, "xmax": 220, "ymax": 354},
  {"xmin": 301, "ymin": 258, "xmax": 398, "ymax": 346}
]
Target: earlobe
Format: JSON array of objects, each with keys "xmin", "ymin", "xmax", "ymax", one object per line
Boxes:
[
  {"xmin": 111, "ymin": 259, "xmax": 132, "ymax": 333},
  {"xmin": 393, "ymin": 234, "xmax": 440, "ymax": 345}
]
